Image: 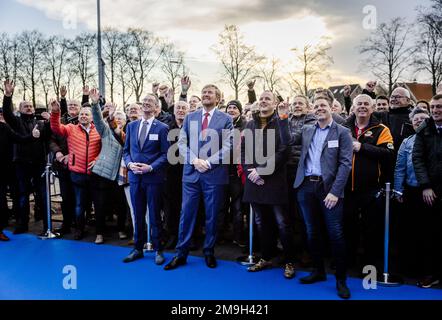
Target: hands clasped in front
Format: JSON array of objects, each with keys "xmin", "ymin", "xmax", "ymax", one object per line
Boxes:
[{"xmin": 129, "ymin": 162, "xmax": 153, "ymax": 174}]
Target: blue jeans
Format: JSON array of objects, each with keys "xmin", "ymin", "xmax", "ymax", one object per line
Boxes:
[
  {"xmin": 297, "ymin": 180, "xmax": 347, "ymax": 280},
  {"xmin": 70, "ymin": 172, "xmax": 109, "ymax": 233}
]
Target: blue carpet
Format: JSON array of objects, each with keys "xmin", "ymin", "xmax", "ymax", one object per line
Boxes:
[{"xmin": 0, "ymin": 231, "xmax": 441, "ymax": 300}]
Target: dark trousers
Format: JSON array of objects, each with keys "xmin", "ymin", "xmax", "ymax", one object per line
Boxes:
[
  {"xmin": 176, "ymin": 180, "xmax": 225, "ymax": 258},
  {"xmin": 421, "ymin": 187, "xmax": 442, "ymax": 278},
  {"xmin": 56, "ymin": 167, "xmax": 75, "ymax": 229},
  {"xmin": 220, "ymin": 175, "xmax": 245, "ymax": 242},
  {"xmin": 70, "ymin": 172, "xmax": 109, "ymax": 233},
  {"xmin": 252, "ymin": 203, "xmax": 296, "ymax": 263},
  {"xmin": 287, "ymin": 164, "xmax": 309, "ymax": 258},
  {"xmin": 130, "ymin": 182, "xmax": 163, "ymax": 252},
  {"xmin": 15, "ymin": 162, "xmax": 47, "ymax": 230},
  {"xmin": 114, "ymin": 184, "xmax": 127, "ymax": 233},
  {"xmin": 164, "ymin": 168, "xmax": 183, "ymax": 240},
  {"xmin": 297, "ymin": 180, "xmax": 347, "ymax": 280},
  {"xmin": 344, "ymin": 189, "xmax": 384, "ymax": 268},
  {"xmin": 0, "ymin": 176, "xmax": 8, "ymax": 231}
]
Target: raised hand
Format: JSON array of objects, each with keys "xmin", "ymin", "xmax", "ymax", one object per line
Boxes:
[
  {"xmin": 278, "ymin": 97, "xmax": 290, "ymax": 117},
  {"xmin": 343, "ymin": 85, "xmax": 351, "ymax": 97},
  {"xmin": 108, "ymin": 102, "xmax": 117, "ymax": 117},
  {"xmin": 247, "ymin": 79, "xmax": 256, "ymax": 91},
  {"xmin": 32, "ymin": 124, "xmax": 40, "ymax": 138},
  {"xmin": 41, "ymin": 111, "xmax": 50, "ymax": 121},
  {"xmin": 365, "ymin": 81, "xmax": 376, "ymax": 93},
  {"xmin": 50, "ymin": 98, "xmax": 60, "ymax": 113},
  {"xmin": 60, "ymin": 85, "xmax": 67, "ymax": 99},
  {"xmin": 152, "ymin": 82, "xmax": 160, "ymax": 95},
  {"xmin": 83, "ymin": 85, "xmax": 90, "ymax": 96},
  {"xmin": 181, "ymin": 76, "xmax": 191, "ymax": 93},
  {"xmin": 4, "ymin": 79, "xmax": 15, "ymax": 97},
  {"xmin": 159, "ymin": 84, "xmax": 168, "ymax": 97},
  {"xmin": 89, "ymin": 88, "xmax": 100, "ymax": 104},
  {"xmin": 165, "ymin": 87, "xmax": 174, "ymax": 106}
]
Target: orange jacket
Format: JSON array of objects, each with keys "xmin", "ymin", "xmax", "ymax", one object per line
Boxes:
[{"xmin": 50, "ymin": 111, "xmax": 102, "ymax": 175}]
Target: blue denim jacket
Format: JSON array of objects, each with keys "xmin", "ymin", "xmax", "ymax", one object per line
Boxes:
[{"xmin": 394, "ymin": 134, "xmax": 418, "ymax": 193}]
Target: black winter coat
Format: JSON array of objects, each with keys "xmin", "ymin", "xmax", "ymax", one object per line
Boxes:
[
  {"xmin": 2, "ymin": 95, "xmax": 51, "ymax": 165},
  {"xmin": 241, "ymin": 112, "xmax": 288, "ymax": 205},
  {"xmin": 412, "ymin": 117, "xmax": 442, "ymax": 194}
]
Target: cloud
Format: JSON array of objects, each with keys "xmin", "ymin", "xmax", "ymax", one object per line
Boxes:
[{"xmin": 14, "ymin": 0, "xmax": 425, "ymax": 89}]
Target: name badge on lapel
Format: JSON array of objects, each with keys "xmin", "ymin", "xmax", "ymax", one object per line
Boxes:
[
  {"xmin": 328, "ymin": 140, "xmax": 339, "ymax": 148},
  {"xmin": 149, "ymin": 134, "xmax": 159, "ymax": 141}
]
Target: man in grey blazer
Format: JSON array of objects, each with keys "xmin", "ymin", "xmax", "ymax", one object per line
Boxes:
[{"xmin": 279, "ymin": 95, "xmax": 353, "ymax": 299}]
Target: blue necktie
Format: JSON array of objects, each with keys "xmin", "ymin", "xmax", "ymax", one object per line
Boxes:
[{"xmin": 139, "ymin": 121, "xmax": 148, "ymax": 148}]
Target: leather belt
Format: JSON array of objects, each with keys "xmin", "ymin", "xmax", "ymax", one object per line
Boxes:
[{"xmin": 307, "ymin": 175, "xmax": 322, "ymax": 182}]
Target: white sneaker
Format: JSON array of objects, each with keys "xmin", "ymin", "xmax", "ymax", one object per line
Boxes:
[
  {"xmin": 95, "ymin": 234, "xmax": 104, "ymax": 244},
  {"xmin": 119, "ymin": 232, "xmax": 128, "ymax": 240}
]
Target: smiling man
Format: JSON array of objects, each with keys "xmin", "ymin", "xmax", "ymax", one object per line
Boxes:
[
  {"xmin": 412, "ymin": 94, "xmax": 442, "ymax": 288},
  {"xmin": 122, "ymin": 94, "xmax": 170, "ymax": 265},
  {"xmin": 343, "ymin": 94, "xmax": 394, "ymax": 271},
  {"xmin": 279, "ymin": 94, "xmax": 353, "ymax": 299},
  {"xmin": 164, "ymin": 84, "xmax": 233, "ymax": 270}
]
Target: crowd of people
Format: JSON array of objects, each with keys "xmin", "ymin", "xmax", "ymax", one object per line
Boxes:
[{"xmin": 0, "ymin": 75, "xmax": 441, "ymax": 299}]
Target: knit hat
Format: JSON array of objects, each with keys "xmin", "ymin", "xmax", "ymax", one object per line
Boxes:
[{"xmin": 226, "ymin": 100, "xmax": 243, "ymax": 113}]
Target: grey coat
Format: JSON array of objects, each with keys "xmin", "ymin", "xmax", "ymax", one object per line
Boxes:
[
  {"xmin": 91, "ymin": 103, "xmax": 123, "ymax": 181},
  {"xmin": 279, "ymin": 118, "xmax": 353, "ymax": 198}
]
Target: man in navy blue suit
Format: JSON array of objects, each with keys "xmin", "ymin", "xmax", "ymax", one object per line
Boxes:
[
  {"xmin": 164, "ymin": 84, "xmax": 233, "ymax": 270},
  {"xmin": 122, "ymin": 94, "xmax": 169, "ymax": 265}
]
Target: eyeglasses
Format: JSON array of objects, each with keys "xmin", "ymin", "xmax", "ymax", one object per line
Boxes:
[{"xmin": 390, "ymin": 95, "xmax": 405, "ymax": 99}]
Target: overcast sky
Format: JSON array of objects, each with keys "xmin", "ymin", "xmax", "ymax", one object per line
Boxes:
[{"xmin": 0, "ymin": 0, "xmax": 432, "ymax": 100}]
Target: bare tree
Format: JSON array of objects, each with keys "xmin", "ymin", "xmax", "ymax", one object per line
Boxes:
[
  {"xmin": 43, "ymin": 35, "xmax": 69, "ymax": 98},
  {"xmin": 212, "ymin": 25, "xmax": 265, "ymax": 99},
  {"xmin": 17, "ymin": 30, "xmax": 47, "ymax": 107},
  {"xmin": 161, "ymin": 42, "xmax": 186, "ymax": 97},
  {"xmin": 415, "ymin": 0, "xmax": 442, "ymax": 94},
  {"xmin": 120, "ymin": 28, "xmax": 164, "ymax": 102},
  {"xmin": 103, "ymin": 28, "xmax": 124, "ymax": 102},
  {"xmin": 288, "ymin": 38, "xmax": 333, "ymax": 96},
  {"xmin": 67, "ymin": 33, "xmax": 97, "ymax": 88},
  {"xmin": 360, "ymin": 18, "xmax": 413, "ymax": 94},
  {"xmin": 0, "ymin": 33, "xmax": 21, "ymax": 89},
  {"xmin": 116, "ymin": 56, "xmax": 134, "ymax": 106},
  {"xmin": 259, "ymin": 57, "xmax": 283, "ymax": 92}
]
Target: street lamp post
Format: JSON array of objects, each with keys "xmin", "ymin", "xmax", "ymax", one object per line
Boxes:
[{"xmin": 97, "ymin": 0, "xmax": 105, "ymax": 98}]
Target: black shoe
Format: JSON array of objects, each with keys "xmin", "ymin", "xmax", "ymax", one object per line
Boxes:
[
  {"xmin": 13, "ymin": 226, "xmax": 28, "ymax": 235},
  {"xmin": 417, "ymin": 276, "xmax": 440, "ymax": 288},
  {"xmin": 123, "ymin": 249, "xmax": 144, "ymax": 263},
  {"xmin": 73, "ymin": 229, "xmax": 84, "ymax": 240},
  {"xmin": 299, "ymin": 270, "xmax": 327, "ymax": 284},
  {"xmin": 55, "ymin": 225, "xmax": 71, "ymax": 235},
  {"xmin": 205, "ymin": 255, "xmax": 217, "ymax": 268},
  {"xmin": 336, "ymin": 280, "xmax": 351, "ymax": 299},
  {"xmin": 164, "ymin": 256, "xmax": 187, "ymax": 270}
]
